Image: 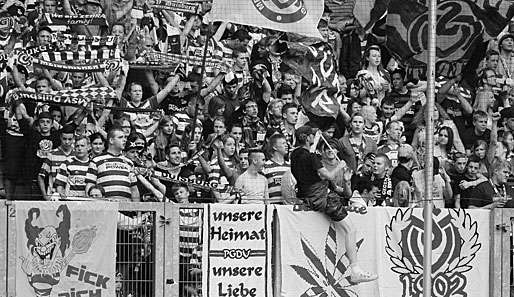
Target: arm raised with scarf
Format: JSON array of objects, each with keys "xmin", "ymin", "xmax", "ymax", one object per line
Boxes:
[
  {"xmin": 145, "ymin": 71, "xmax": 180, "ymax": 104},
  {"xmin": 42, "ymin": 69, "xmax": 63, "ymax": 91}
]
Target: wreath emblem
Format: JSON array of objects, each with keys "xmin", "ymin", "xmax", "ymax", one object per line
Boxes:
[{"xmin": 385, "ymin": 208, "xmax": 481, "ymax": 297}]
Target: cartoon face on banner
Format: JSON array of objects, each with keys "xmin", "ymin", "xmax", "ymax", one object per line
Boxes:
[
  {"xmin": 252, "ymin": 0, "xmax": 307, "ymax": 23},
  {"xmin": 385, "ymin": 208, "xmax": 481, "ymax": 297},
  {"xmin": 19, "ymin": 205, "xmax": 97, "ymax": 297}
]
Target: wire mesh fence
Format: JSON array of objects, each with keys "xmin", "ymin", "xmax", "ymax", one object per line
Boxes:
[{"xmin": 116, "ymin": 211, "xmax": 156, "ymax": 297}]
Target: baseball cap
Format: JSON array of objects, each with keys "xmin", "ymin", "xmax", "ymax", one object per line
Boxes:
[
  {"xmin": 38, "ymin": 112, "xmax": 53, "ymax": 121},
  {"xmin": 233, "ymin": 29, "xmax": 251, "ymax": 41},
  {"xmin": 86, "ymin": 0, "xmax": 102, "ymax": 5},
  {"xmin": 125, "ymin": 141, "xmax": 144, "ymax": 152},
  {"xmin": 37, "ymin": 25, "xmax": 52, "ymax": 35},
  {"xmin": 498, "ymin": 32, "xmax": 514, "ymax": 48},
  {"xmin": 501, "ymin": 107, "xmax": 514, "ymax": 121}
]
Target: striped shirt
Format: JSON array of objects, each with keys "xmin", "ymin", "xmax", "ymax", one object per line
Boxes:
[
  {"xmin": 179, "ymin": 208, "xmax": 201, "ymax": 258},
  {"xmin": 171, "ymin": 112, "xmax": 191, "ymax": 140},
  {"xmin": 54, "ymin": 156, "xmax": 90, "ymax": 198},
  {"xmin": 119, "ymin": 96, "xmax": 160, "ymax": 134},
  {"xmin": 363, "ymin": 122, "xmax": 382, "ymax": 146},
  {"xmin": 263, "ymin": 160, "xmax": 290, "ymax": 204},
  {"xmin": 233, "ymin": 69, "xmax": 252, "ymax": 89},
  {"xmin": 209, "ymin": 157, "xmax": 236, "ymax": 203},
  {"xmin": 39, "ymin": 147, "xmax": 73, "ymax": 182},
  {"xmin": 85, "ymin": 152, "xmax": 137, "ymax": 200}
]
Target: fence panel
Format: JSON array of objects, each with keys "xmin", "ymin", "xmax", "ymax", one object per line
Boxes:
[
  {"xmin": 0, "ymin": 202, "xmax": 6, "ymax": 297},
  {"xmin": 173, "ymin": 204, "xmax": 203, "ymax": 297},
  {"xmin": 164, "ymin": 202, "xmax": 179, "ymax": 297},
  {"xmin": 6, "ymin": 202, "xmax": 14, "ymax": 297},
  {"xmin": 116, "ymin": 202, "xmax": 165, "ymax": 297},
  {"xmin": 490, "ymin": 209, "xmax": 505, "ymax": 297},
  {"xmin": 504, "ymin": 208, "xmax": 514, "ymax": 297}
]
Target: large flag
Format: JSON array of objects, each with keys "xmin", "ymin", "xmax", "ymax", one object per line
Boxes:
[
  {"xmin": 16, "ymin": 202, "xmax": 118, "ymax": 297},
  {"xmin": 353, "ymin": 0, "xmax": 389, "ymax": 32},
  {"xmin": 283, "ymin": 41, "xmax": 339, "ymax": 89},
  {"xmin": 385, "ymin": 0, "xmax": 514, "ymax": 77},
  {"xmin": 208, "ymin": 0, "xmax": 324, "ymax": 38},
  {"xmin": 301, "ymin": 86, "xmax": 340, "ymax": 118},
  {"xmin": 276, "ymin": 206, "xmax": 490, "ymax": 297},
  {"xmin": 283, "ymin": 41, "xmax": 340, "ymax": 118}
]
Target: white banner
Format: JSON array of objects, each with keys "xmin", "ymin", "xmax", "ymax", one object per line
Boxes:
[
  {"xmin": 202, "ymin": 204, "xmax": 273, "ymax": 297},
  {"xmin": 276, "ymin": 206, "xmax": 490, "ymax": 297},
  {"xmin": 208, "ymin": 0, "xmax": 323, "ymax": 38},
  {"xmin": 16, "ymin": 202, "xmax": 118, "ymax": 297}
]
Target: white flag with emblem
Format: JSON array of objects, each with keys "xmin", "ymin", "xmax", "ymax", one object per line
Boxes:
[{"xmin": 208, "ymin": 0, "xmax": 324, "ymax": 38}]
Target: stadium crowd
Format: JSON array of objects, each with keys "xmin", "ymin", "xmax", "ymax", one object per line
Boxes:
[
  {"xmin": 0, "ymin": 0, "xmax": 513, "ymax": 211},
  {"xmin": 0, "ymin": 0, "xmax": 513, "ymax": 295}
]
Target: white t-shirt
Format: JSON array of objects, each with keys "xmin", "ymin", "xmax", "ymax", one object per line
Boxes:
[{"xmin": 235, "ymin": 170, "xmax": 269, "ymax": 204}]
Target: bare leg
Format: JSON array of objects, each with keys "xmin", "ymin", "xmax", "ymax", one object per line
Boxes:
[
  {"xmin": 340, "ymin": 219, "xmax": 378, "ymax": 283},
  {"xmin": 340, "ymin": 219, "xmax": 358, "ymax": 265}
]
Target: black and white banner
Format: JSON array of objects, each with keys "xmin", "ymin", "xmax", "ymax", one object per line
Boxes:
[
  {"xmin": 13, "ymin": 87, "xmax": 118, "ymax": 106},
  {"xmin": 44, "ymin": 13, "xmax": 107, "ymax": 26},
  {"xmin": 147, "ymin": 0, "xmax": 200, "ymax": 13},
  {"xmin": 53, "ymin": 33, "xmax": 117, "ymax": 47},
  {"xmin": 202, "ymin": 204, "xmax": 272, "ymax": 297}
]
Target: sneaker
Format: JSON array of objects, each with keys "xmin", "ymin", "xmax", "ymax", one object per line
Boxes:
[{"xmin": 349, "ymin": 266, "xmax": 378, "ymax": 284}]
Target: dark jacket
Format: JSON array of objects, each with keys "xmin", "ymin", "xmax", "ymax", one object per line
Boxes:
[{"xmin": 338, "ymin": 135, "xmax": 377, "ymax": 171}]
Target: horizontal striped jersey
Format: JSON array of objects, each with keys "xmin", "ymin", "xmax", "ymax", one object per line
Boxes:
[
  {"xmin": 54, "ymin": 156, "xmax": 90, "ymax": 198},
  {"xmin": 119, "ymin": 96, "xmax": 160, "ymax": 134},
  {"xmin": 179, "ymin": 208, "xmax": 202, "ymax": 258},
  {"xmin": 209, "ymin": 157, "xmax": 236, "ymax": 203},
  {"xmin": 39, "ymin": 146, "xmax": 73, "ymax": 180},
  {"xmin": 263, "ymin": 160, "xmax": 290, "ymax": 204},
  {"xmin": 85, "ymin": 152, "xmax": 137, "ymax": 200},
  {"xmin": 171, "ymin": 112, "xmax": 191, "ymax": 140}
]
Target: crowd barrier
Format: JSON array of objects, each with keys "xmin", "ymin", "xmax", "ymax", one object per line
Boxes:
[{"xmin": 0, "ymin": 201, "xmax": 512, "ymax": 297}]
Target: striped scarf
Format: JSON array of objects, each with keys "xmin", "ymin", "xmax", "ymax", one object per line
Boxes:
[
  {"xmin": 147, "ymin": 0, "xmax": 200, "ymax": 13},
  {"xmin": 147, "ymin": 50, "xmax": 220, "ymax": 67},
  {"xmin": 129, "ymin": 61, "xmax": 179, "ymax": 70},
  {"xmin": 152, "ymin": 167, "xmax": 239, "ymax": 194},
  {"xmin": 33, "ymin": 58, "xmax": 122, "ymax": 72},
  {"xmin": 13, "ymin": 87, "xmax": 117, "ymax": 106},
  {"xmin": 53, "ymin": 33, "xmax": 117, "ymax": 47},
  {"xmin": 44, "ymin": 13, "xmax": 107, "ymax": 26},
  {"xmin": 349, "ymin": 136, "xmax": 366, "ymax": 165},
  {"xmin": 40, "ymin": 49, "xmax": 120, "ymax": 61}
]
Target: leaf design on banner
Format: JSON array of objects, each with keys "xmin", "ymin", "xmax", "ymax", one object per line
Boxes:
[
  {"xmin": 291, "ymin": 265, "xmax": 321, "ymax": 286},
  {"xmin": 293, "ymin": 224, "xmax": 360, "ymax": 297},
  {"xmin": 448, "ymin": 209, "xmax": 482, "ymax": 274},
  {"xmin": 301, "ymin": 236, "xmax": 327, "ymax": 279},
  {"xmin": 385, "ymin": 208, "xmax": 421, "ymax": 274}
]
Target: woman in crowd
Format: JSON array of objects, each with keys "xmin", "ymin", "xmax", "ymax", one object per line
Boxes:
[
  {"xmin": 411, "ymin": 103, "xmax": 465, "ymax": 167},
  {"xmin": 89, "ymin": 133, "xmax": 106, "ymax": 158},
  {"xmin": 357, "ymin": 45, "xmax": 391, "ymax": 104},
  {"xmin": 150, "ymin": 115, "xmax": 178, "ymax": 162},
  {"xmin": 434, "ymin": 126, "xmax": 457, "ymax": 169}
]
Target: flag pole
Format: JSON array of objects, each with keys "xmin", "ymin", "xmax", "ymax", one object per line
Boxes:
[
  {"xmin": 423, "ymin": 0, "xmax": 437, "ymax": 296},
  {"xmin": 189, "ymin": 20, "xmax": 213, "ymax": 148}
]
